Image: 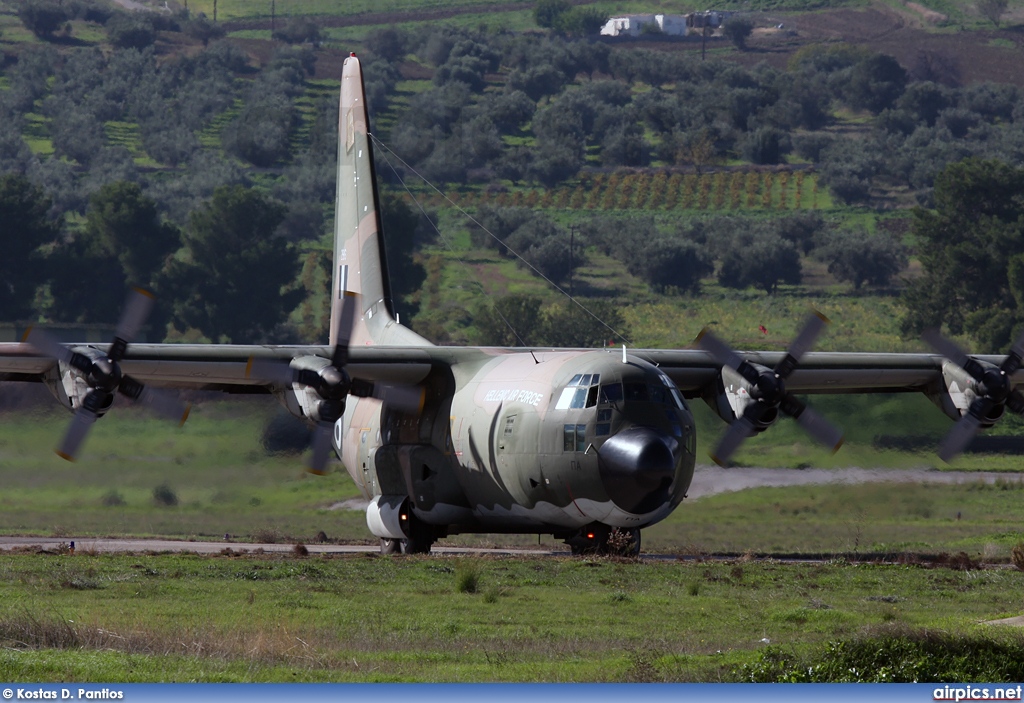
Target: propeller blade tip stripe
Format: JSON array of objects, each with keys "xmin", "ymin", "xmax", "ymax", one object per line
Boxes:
[
  {"xmin": 812, "ymin": 309, "xmax": 830, "ymax": 324},
  {"xmin": 132, "ymin": 287, "xmax": 155, "ymax": 300},
  {"xmin": 709, "ymin": 453, "xmax": 727, "ymax": 467},
  {"xmin": 180, "ymin": 404, "xmax": 192, "ymax": 426},
  {"xmin": 55, "ymin": 450, "xmax": 75, "ymax": 462},
  {"xmin": 20, "ymin": 326, "xmax": 33, "ymax": 343},
  {"xmin": 306, "ymin": 468, "xmax": 329, "ymax": 476},
  {"xmin": 695, "ymin": 327, "xmax": 710, "ymax": 343},
  {"xmin": 832, "ymin": 436, "xmax": 845, "ymax": 454},
  {"xmin": 245, "ymin": 356, "xmax": 255, "ymax": 379}
]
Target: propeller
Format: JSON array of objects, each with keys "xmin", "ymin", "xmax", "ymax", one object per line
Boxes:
[
  {"xmin": 697, "ymin": 311, "xmax": 845, "ymax": 466},
  {"xmin": 923, "ymin": 327, "xmax": 1024, "ymax": 462},
  {"xmin": 246, "ymin": 292, "xmax": 425, "ymax": 475},
  {"xmin": 24, "ymin": 288, "xmax": 190, "ymax": 461}
]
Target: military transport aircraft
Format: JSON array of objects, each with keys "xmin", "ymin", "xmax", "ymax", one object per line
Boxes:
[{"xmin": 1, "ymin": 56, "xmax": 1023, "ymax": 555}]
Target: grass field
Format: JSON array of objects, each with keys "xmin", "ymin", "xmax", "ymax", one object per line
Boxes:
[{"xmin": 0, "ymin": 552, "xmax": 1022, "ymax": 681}]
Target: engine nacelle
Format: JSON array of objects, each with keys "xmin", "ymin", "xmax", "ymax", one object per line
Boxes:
[
  {"xmin": 366, "ymin": 495, "xmax": 412, "ymax": 540},
  {"xmin": 273, "ymin": 354, "xmax": 338, "ymax": 423},
  {"xmin": 701, "ymin": 364, "xmax": 779, "ymax": 433},
  {"xmin": 41, "ymin": 347, "xmax": 115, "ymax": 417},
  {"xmin": 927, "ymin": 359, "xmax": 1003, "ymax": 429}
]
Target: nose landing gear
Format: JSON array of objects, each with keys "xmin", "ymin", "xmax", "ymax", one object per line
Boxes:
[{"xmin": 565, "ymin": 525, "xmax": 641, "ymax": 556}]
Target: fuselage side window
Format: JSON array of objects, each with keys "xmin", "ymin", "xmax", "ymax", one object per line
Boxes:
[
  {"xmin": 563, "ymin": 424, "xmax": 588, "ymax": 452},
  {"xmin": 563, "ymin": 424, "xmax": 575, "ymax": 451}
]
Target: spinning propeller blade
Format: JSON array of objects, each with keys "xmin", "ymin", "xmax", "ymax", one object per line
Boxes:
[
  {"xmin": 307, "ymin": 424, "xmax": 334, "ymax": 475},
  {"xmin": 26, "ymin": 289, "xmax": 186, "ymax": 461},
  {"xmin": 246, "ymin": 292, "xmax": 422, "ymax": 474},
  {"xmin": 924, "ymin": 327, "xmax": 1024, "ymax": 461},
  {"xmin": 699, "ymin": 312, "xmax": 844, "ymax": 466}
]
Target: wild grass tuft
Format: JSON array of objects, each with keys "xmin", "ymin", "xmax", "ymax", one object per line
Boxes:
[
  {"xmin": 455, "ymin": 562, "xmax": 480, "ymax": 594},
  {"xmin": 251, "ymin": 527, "xmax": 283, "ymax": 544},
  {"xmin": 1012, "ymin": 543, "xmax": 1024, "ymax": 571}
]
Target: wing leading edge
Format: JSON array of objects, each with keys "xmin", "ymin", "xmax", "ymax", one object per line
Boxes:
[{"xmin": 5, "ymin": 341, "xmax": 1010, "ymax": 395}]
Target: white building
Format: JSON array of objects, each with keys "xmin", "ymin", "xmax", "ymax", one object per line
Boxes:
[{"xmin": 600, "ymin": 14, "xmax": 688, "ymax": 37}]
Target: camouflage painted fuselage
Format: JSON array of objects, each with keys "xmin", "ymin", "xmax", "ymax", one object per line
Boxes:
[{"xmin": 339, "ymin": 348, "xmax": 695, "ymax": 537}]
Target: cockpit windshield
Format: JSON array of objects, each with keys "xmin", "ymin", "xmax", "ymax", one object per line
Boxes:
[
  {"xmin": 555, "ymin": 373, "xmax": 602, "ymax": 410},
  {"xmin": 599, "ymin": 374, "xmax": 687, "ymax": 411}
]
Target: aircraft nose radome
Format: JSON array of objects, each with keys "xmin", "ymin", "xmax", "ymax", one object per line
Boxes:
[{"xmin": 598, "ymin": 427, "xmax": 679, "ymax": 515}]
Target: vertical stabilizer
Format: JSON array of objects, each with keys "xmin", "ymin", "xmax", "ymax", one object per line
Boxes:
[{"xmin": 332, "ymin": 55, "xmax": 430, "ymax": 348}]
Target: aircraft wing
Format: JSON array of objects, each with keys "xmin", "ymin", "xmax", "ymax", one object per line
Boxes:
[
  {"xmin": 0, "ymin": 342, "xmax": 441, "ymax": 392},
  {"xmin": 638, "ymin": 349, "xmax": 944, "ymax": 395},
  {"xmin": 5, "ymin": 341, "xmax": 1019, "ymax": 395}
]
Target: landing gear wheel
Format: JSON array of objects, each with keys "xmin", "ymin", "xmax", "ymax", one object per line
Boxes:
[
  {"xmin": 400, "ymin": 536, "xmax": 433, "ymax": 554},
  {"xmin": 566, "ymin": 524, "xmax": 611, "ymax": 555},
  {"xmin": 380, "ymin": 538, "xmax": 400, "ymax": 554},
  {"xmin": 398, "ymin": 512, "xmax": 434, "ymax": 554}
]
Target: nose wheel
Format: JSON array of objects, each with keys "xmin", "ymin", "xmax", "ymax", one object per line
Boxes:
[{"xmin": 566, "ymin": 526, "xmax": 641, "ymax": 556}]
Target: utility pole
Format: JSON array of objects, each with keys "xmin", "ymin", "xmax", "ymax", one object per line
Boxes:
[
  {"xmin": 568, "ymin": 225, "xmax": 577, "ymax": 300},
  {"xmin": 569, "ymin": 224, "xmax": 578, "ymax": 343}
]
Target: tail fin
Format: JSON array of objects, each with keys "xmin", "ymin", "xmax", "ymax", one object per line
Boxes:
[{"xmin": 331, "ymin": 54, "xmax": 430, "ymax": 348}]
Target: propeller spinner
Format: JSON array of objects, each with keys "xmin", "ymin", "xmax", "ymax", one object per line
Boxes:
[
  {"xmin": 697, "ymin": 311, "xmax": 845, "ymax": 466},
  {"xmin": 923, "ymin": 327, "xmax": 1024, "ymax": 462},
  {"xmin": 24, "ymin": 288, "xmax": 190, "ymax": 461},
  {"xmin": 247, "ymin": 292, "xmax": 424, "ymax": 474}
]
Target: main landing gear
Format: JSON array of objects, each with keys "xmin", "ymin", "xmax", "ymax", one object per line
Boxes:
[
  {"xmin": 378, "ymin": 512, "xmax": 435, "ymax": 555},
  {"xmin": 565, "ymin": 525, "xmax": 641, "ymax": 556}
]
